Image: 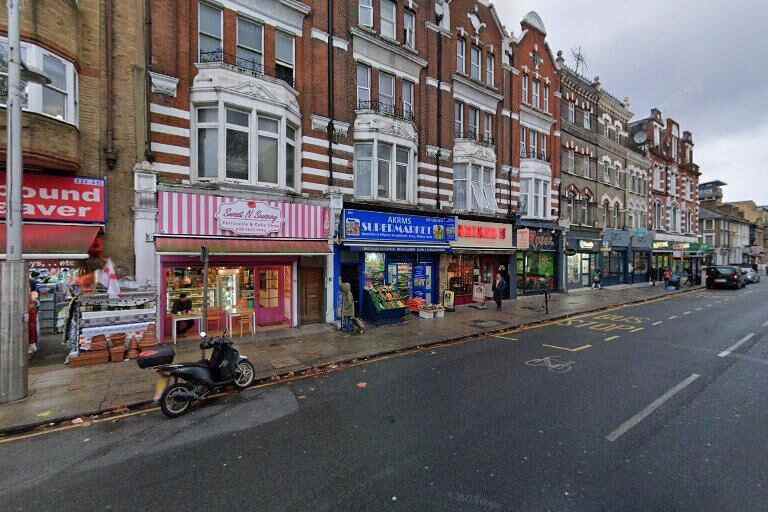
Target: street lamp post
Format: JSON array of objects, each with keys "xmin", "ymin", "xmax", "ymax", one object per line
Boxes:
[{"xmin": 0, "ymin": 0, "xmax": 50, "ymax": 403}]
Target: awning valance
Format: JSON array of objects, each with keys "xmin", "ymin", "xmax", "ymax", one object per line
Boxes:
[
  {"xmin": 156, "ymin": 237, "xmax": 331, "ymax": 256},
  {"xmin": 0, "ymin": 224, "xmax": 100, "ymax": 260}
]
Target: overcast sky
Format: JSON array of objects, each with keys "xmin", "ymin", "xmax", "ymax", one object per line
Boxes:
[{"xmin": 494, "ymin": 0, "xmax": 768, "ymax": 205}]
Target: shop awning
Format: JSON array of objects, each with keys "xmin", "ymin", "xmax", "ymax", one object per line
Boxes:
[
  {"xmin": 0, "ymin": 224, "xmax": 100, "ymax": 260},
  {"xmin": 450, "ymin": 246, "xmax": 516, "ymax": 254},
  {"xmin": 155, "ymin": 237, "xmax": 332, "ymax": 256}
]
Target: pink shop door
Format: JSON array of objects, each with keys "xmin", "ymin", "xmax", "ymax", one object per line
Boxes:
[{"xmin": 255, "ymin": 267, "xmax": 287, "ymax": 326}]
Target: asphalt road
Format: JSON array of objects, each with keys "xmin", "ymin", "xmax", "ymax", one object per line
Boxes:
[{"xmin": 2, "ymin": 281, "xmax": 768, "ymax": 511}]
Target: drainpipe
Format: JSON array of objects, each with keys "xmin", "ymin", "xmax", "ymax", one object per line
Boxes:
[
  {"xmin": 434, "ymin": 13, "xmax": 443, "ymax": 210},
  {"xmin": 326, "ymin": 0, "xmax": 335, "ymax": 188},
  {"xmin": 144, "ymin": 0, "xmax": 154, "ymax": 161},
  {"xmin": 104, "ymin": 0, "xmax": 118, "ymax": 170}
]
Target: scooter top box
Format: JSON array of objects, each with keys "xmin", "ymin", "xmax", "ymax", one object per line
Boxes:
[{"xmin": 136, "ymin": 344, "xmax": 175, "ymax": 369}]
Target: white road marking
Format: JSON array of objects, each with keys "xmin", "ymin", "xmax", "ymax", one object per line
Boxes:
[
  {"xmin": 606, "ymin": 374, "xmax": 701, "ymax": 442},
  {"xmin": 718, "ymin": 333, "xmax": 756, "ymax": 358},
  {"xmin": 605, "ymin": 336, "xmax": 620, "ymax": 342},
  {"xmin": 682, "ymin": 311, "xmax": 692, "ymax": 316},
  {"xmin": 695, "ymin": 307, "xmax": 703, "ymax": 311},
  {"xmin": 652, "ymin": 321, "xmax": 663, "ymax": 326},
  {"xmin": 491, "ymin": 335, "xmax": 519, "ymax": 342},
  {"xmin": 668, "ymin": 315, "xmax": 679, "ymax": 320},
  {"xmin": 763, "ymin": 320, "xmax": 768, "ymax": 328}
]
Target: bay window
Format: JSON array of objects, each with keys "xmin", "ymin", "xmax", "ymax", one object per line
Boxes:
[
  {"xmin": 42, "ymin": 54, "xmax": 67, "ymax": 119},
  {"xmin": 381, "ymin": 0, "xmax": 396, "ymax": 39},
  {"xmin": 471, "ymin": 46, "xmax": 481, "ymax": 80},
  {"xmin": 359, "ymin": 0, "xmax": 373, "ymax": 28},
  {"xmin": 519, "ymin": 177, "xmax": 551, "ymax": 219},
  {"xmin": 457, "ymin": 38, "xmax": 466, "ymax": 74},
  {"xmin": 356, "ymin": 64, "xmax": 371, "ymax": 109},
  {"xmin": 275, "ymin": 32, "xmax": 295, "ymax": 85},
  {"xmin": 404, "ymin": 11, "xmax": 416, "ymax": 49},
  {"xmin": 194, "ymin": 105, "xmax": 298, "ymax": 189},
  {"xmin": 226, "ymin": 108, "xmax": 250, "ymax": 180},
  {"xmin": 237, "ymin": 17, "xmax": 263, "ymax": 73},
  {"xmin": 453, "ymin": 163, "xmax": 497, "ymax": 213},
  {"xmin": 354, "ymin": 142, "xmax": 413, "ymax": 201},
  {"xmin": 199, "ymin": 3, "xmax": 222, "ymax": 60},
  {"xmin": 380, "ymin": 72, "xmax": 395, "ymax": 114}
]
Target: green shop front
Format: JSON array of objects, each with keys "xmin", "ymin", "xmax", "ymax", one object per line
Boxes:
[
  {"xmin": 515, "ymin": 228, "xmax": 559, "ymax": 294},
  {"xmin": 336, "ymin": 209, "xmax": 454, "ymax": 324}
]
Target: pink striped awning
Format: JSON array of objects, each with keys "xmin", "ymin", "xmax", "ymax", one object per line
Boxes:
[
  {"xmin": 157, "ymin": 191, "xmax": 330, "ymax": 239},
  {"xmin": 155, "ymin": 237, "xmax": 331, "ymax": 256}
]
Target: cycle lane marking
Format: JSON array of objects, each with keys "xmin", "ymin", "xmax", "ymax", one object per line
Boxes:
[{"xmin": 606, "ymin": 373, "xmax": 700, "ymax": 442}]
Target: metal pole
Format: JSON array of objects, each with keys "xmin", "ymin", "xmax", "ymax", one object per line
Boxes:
[{"xmin": 0, "ymin": 0, "xmax": 29, "ymax": 403}]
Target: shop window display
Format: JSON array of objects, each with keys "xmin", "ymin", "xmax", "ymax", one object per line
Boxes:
[
  {"xmin": 516, "ymin": 252, "xmax": 555, "ymax": 292},
  {"xmin": 447, "ymin": 254, "xmax": 508, "ymax": 304}
]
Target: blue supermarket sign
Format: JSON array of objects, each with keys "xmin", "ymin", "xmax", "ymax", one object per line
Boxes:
[{"xmin": 343, "ymin": 209, "xmax": 455, "ymax": 243}]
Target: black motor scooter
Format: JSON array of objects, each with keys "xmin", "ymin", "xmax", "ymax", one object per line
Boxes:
[{"xmin": 138, "ymin": 332, "xmax": 256, "ymax": 418}]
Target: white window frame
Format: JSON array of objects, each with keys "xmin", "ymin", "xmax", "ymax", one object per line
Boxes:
[
  {"xmin": 224, "ymin": 107, "xmax": 251, "ymax": 182},
  {"xmin": 404, "ymin": 10, "xmax": 416, "ymax": 49},
  {"xmin": 236, "ymin": 17, "xmax": 264, "ymax": 73},
  {"xmin": 541, "ymin": 134, "xmax": 547, "ymax": 161},
  {"xmin": 359, "ymin": 0, "xmax": 374, "ymax": 28},
  {"xmin": 356, "ymin": 64, "xmax": 371, "ymax": 109},
  {"xmin": 402, "ymin": 80, "xmax": 414, "ymax": 119},
  {"xmin": 567, "ymin": 149, "xmax": 575, "ymax": 172},
  {"xmin": 583, "ymin": 109, "xmax": 591, "ymax": 129},
  {"xmin": 520, "ymin": 127, "xmax": 527, "ymax": 158},
  {"xmin": 543, "ymin": 85, "xmax": 549, "ymax": 113},
  {"xmin": 519, "ymin": 175, "xmax": 551, "ymax": 219},
  {"xmin": 486, "ymin": 53, "xmax": 494, "ymax": 85},
  {"xmin": 457, "ymin": 38, "xmax": 466, "ymax": 74},
  {"xmin": 530, "ymin": 131, "xmax": 538, "ymax": 159},
  {"xmin": 568, "ymin": 102, "xmax": 575, "ymax": 123},
  {"xmin": 192, "ymin": 104, "xmax": 299, "ymax": 190},
  {"xmin": 469, "ymin": 108, "xmax": 480, "ymax": 140},
  {"xmin": 582, "ymin": 156, "xmax": 590, "ymax": 177},
  {"xmin": 470, "ymin": 46, "xmax": 481, "ymax": 81},
  {"xmin": 198, "ymin": 2, "xmax": 223, "ymax": 61},
  {"xmin": 455, "ymin": 101, "xmax": 464, "ymax": 138},
  {"xmin": 454, "ymin": 163, "xmax": 497, "ymax": 213},
  {"xmin": 532, "ymin": 80, "xmax": 540, "ymax": 110},
  {"xmin": 522, "ymin": 75, "xmax": 529, "ymax": 105},
  {"xmin": 379, "ymin": 71, "xmax": 396, "ymax": 114},
  {"xmin": 483, "ymin": 113, "xmax": 492, "ymax": 143},
  {"xmin": 354, "ymin": 141, "xmax": 414, "ymax": 203},
  {"xmin": 380, "ymin": 0, "xmax": 397, "ymax": 40},
  {"xmin": 275, "ymin": 31, "xmax": 295, "ymax": 85}
]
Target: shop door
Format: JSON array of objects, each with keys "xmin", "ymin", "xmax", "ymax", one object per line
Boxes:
[
  {"xmin": 412, "ymin": 263, "xmax": 433, "ymax": 303},
  {"xmin": 255, "ymin": 267, "xmax": 285, "ymax": 326},
  {"xmin": 580, "ymin": 254, "xmax": 593, "ymax": 287},
  {"xmin": 300, "ymin": 268, "xmax": 324, "ymax": 324}
]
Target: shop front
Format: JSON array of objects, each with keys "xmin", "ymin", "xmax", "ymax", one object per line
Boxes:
[
  {"xmin": 0, "ymin": 173, "xmax": 106, "ymax": 335},
  {"xmin": 516, "ymin": 228, "xmax": 559, "ymax": 294},
  {"xmin": 337, "ymin": 209, "xmax": 454, "ymax": 323},
  {"xmin": 601, "ymin": 229, "xmax": 631, "ymax": 286},
  {"xmin": 445, "ymin": 218, "xmax": 515, "ymax": 305},
  {"xmin": 565, "ymin": 231, "xmax": 601, "ymax": 289},
  {"xmin": 155, "ymin": 190, "xmax": 330, "ymax": 342},
  {"xmin": 652, "ymin": 241, "xmax": 673, "ymax": 282},
  {"xmin": 652, "ymin": 234, "xmax": 700, "ymax": 282},
  {"xmin": 629, "ymin": 229, "xmax": 653, "ymax": 284}
]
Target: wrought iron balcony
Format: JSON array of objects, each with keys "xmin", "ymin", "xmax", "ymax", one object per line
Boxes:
[
  {"xmin": 356, "ymin": 100, "xmax": 415, "ymax": 123},
  {"xmin": 198, "ymin": 49, "xmax": 294, "ymax": 88}
]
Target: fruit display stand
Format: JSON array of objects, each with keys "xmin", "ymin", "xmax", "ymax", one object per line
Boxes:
[
  {"xmin": 362, "ymin": 285, "xmax": 408, "ymax": 325},
  {"xmin": 64, "ymin": 289, "xmax": 159, "ymax": 367}
]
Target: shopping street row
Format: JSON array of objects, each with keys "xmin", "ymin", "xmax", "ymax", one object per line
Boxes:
[{"xmin": 1, "ymin": 283, "xmax": 697, "ymax": 435}]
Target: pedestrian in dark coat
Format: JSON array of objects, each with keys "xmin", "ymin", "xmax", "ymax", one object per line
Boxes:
[
  {"xmin": 499, "ymin": 265, "xmax": 511, "ymax": 299},
  {"xmin": 492, "ymin": 273, "xmax": 506, "ymax": 311}
]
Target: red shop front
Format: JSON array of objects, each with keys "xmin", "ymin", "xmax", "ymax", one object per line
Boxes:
[{"xmin": 155, "ymin": 190, "xmax": 330, "ymax": 342}]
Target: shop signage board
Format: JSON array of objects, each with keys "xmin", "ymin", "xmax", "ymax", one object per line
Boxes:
[
  {"xmin": 216, "ymin": 200, "xmax": 281, "ymax": 236},
  {"xmin": 0, "ymin": 172, "xmax": 106, "ymax": 223},
  {"xmin": 343, "ymin": 209, "xmax": 455, "ymax": 243},
  {"xmin": 452, "ymin": 219, "xmax": 514, "ymax": 249},
  {"xmin": 578, "ymin": 240, "xmax": 596, "ymax": 250},
  {"xmin": 527, "ymin": 230, "xmax": 557, "ymax": 251},
  {"xmin": 516, "ymin": 229, "xmax": 530, "ymax": 250},
  {"xmin": 157, "ymin": 191, "xmax": 329, "ymax": 239},
  {"xmin": 653, "ymin": 241, "xmax": 671, "ymax": 250}
]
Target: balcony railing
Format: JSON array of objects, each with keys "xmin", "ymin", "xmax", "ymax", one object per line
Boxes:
[
  {"xmin": 356, "ymin": 100, "xmax": 415, "ymax": 122},
  {"xmin": 198, "ymin": 49, "xmax": 294, "ymax": 88}
]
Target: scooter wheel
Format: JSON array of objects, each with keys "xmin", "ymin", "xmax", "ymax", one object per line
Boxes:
[
  {"xmin": 160, "ymin": 383, "xmax": 193, "ymax": 418},
  {"xmin": 234, "ymin": 360, "xmax": 256, "ymax": 389}
]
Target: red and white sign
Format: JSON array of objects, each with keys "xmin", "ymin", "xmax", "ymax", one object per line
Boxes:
[
  {"xmin": 0, "ymin": 173, "xmax": 106, "ymax": 223},
  {"xmin": 157, "ymin": 191, "xmax": 329, "ymax": 239},
  {"xmin": 452, "ymin": 219, "xmax": 514, "ymax": 250},
  {"xmin": 216, "ymin": 200, "xmax": 281, "ymax": 236}
]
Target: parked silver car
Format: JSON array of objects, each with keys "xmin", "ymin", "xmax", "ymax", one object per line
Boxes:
[{"xmin": 740, "ymin": 267, "xmax": 761, "ymax": 284}]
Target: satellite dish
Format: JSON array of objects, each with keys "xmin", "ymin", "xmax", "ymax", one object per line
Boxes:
[{"xmin": 633, "ymin": 131, "xmax": 647, "ymax": 145}]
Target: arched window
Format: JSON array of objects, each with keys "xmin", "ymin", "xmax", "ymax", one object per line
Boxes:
[
  {"xmin": 603, "ymin": 200, "xmax": 612, "ymax": 228},
  {"xmin": 654, "ymin": 201, "xmax": 663, "ymax": 229},
  {"xmin": 613, "ymin": 203, "xmax": 621, "ymax": 229},
  {"xmin": 567, "ymin": 188, "xmax": 578, "ymax": 224},
  {"xmin": 671, "ymin": 205, "xmax": 679, "ymax": 232},
  {"xmin": 582, "ymin": 189, "xmax": 593, "ymax": 226}
]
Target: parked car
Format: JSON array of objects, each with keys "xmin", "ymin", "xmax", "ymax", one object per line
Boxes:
[
  {"xmin": 740, "ymin": 267, "xmax": 761, "ymax": 284},
  {"xmin": 705, "ymin": 266, "xmax": 745, "ymax": 289}
]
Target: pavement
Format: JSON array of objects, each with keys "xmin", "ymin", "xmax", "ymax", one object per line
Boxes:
[
  {"xmin": 0, "ymin": 281, "xmax": 766, "ymax": 511},
  {"xmin": 0, "ymin": 282, "xmax": 697, "ymax": 434}
]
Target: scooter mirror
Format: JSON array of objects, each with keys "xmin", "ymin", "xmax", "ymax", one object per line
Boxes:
[{"xmin": 200, "ymin": 331, "xmax": 207, "ymax": 338}]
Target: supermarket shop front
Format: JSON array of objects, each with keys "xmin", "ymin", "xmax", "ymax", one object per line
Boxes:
[
  {"xmin": 154, "ymin": 190, "xmax": 331, "ymax": 342},
  {"xmin": 336, "ymin": 209, "xmax": 454, "ymax": 323}
]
